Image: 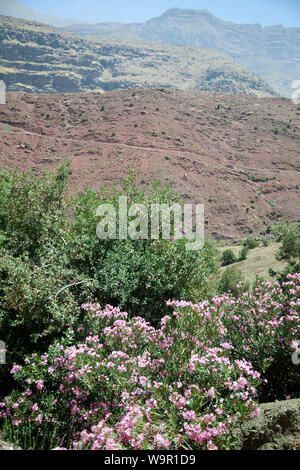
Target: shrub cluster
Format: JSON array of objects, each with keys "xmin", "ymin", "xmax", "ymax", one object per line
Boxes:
[
  {"xmin": 1, "ymin": 273, "xmax": 299, "ymax": 450},
  {"xmin": 1, "ymin": 301, "xmax": 261, "ymax": 450},
  {"xmin": 0, "ymin": 165, "xmax": 216, "ymax": 387}
]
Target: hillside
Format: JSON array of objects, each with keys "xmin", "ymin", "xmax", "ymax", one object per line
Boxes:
[
  {"xmin": 0, "ymin": 88, "xmax": 299, "ymax": 239},
  {"xmin": 63, "ymin": 8, "xmax": 300, "ymax": 98},
  {"xmin": 0, "ymin": 0, "xmax": 84, "ymax": 27},
  {"xmin": 219, "ymin": 243, "xmax": 287, "ymax": 283},
  {"xmin": 0, "ymin": 16, "xmax": 276, "ymax": 97}
]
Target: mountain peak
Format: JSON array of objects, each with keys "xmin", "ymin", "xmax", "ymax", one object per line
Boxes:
[
  {"xmin": 161, "ymin": 8, "xmax": 214, "ymax": 18},
  {"xmin": 0, "ymin": 0, "xmax": 85, "ymax": 27}
]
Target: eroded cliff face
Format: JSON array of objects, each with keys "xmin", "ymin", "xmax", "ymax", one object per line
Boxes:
[
  {"xmin": 0, "ymin": 16, "xmax": 276, "ymax": 97},
  {"xmin": 63, "ymin": 8, "xmax": 300, "ymax": 98}
]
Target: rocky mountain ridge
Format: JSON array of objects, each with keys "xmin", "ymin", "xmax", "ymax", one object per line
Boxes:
[
  {"xmin": 62, "ymin": 8, "xmax": 300, "ymax": 98},
  {"xmin": 0, "ymin": 16, "xmax": 276, "ymax": 97}
]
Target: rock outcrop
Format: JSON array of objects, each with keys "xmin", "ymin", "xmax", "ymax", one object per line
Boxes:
[
  {"xmin": 0, "ymin": 16, "xmax": 276, "ymax": 97},
  {"xmin": 234, "ymin": 399, "xmax": 300, "ymax": 450}
]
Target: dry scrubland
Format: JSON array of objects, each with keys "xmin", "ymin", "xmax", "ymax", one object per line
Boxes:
[{"xmin": 0, "ymin": 87, "xmax": 299, "ymax": 239}]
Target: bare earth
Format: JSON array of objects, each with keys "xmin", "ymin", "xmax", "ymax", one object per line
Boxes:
[{"xmin": 0, "ymin": 88, "xmax": 299, "ymax": 239}]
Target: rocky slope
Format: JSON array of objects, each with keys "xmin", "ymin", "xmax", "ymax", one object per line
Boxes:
[
  {"xmin": 0, "ymin": 88, "xmax": 299, "ymax": 239},
  {"xmin": 63, "ymin": 8, "xmax": 300, "ymax": 98},
  {"xmin": 0, "ymin": 16, "xmax": 276, "ymax": 97}
]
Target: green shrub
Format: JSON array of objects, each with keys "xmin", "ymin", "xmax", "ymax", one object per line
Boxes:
[
  {"xmin": 221, "ymin": 249, "xmax": 237, "ymax": 267},
  {"xmin": 238, "ymin": 245, "xmax": 249, "ymax": 261},
  {"xmin": 218, "ymin": 266, "xmax": 249, "ymax": 297},
  {"xmin": 243, "ymin": 238, "xmax": 260, "ymax": 250},
  {"xmin": 70, "ymin": 173, "xmax": 217, "ymax": 324},
  {"xmin": 0, "ymin": 164, "xmax": 94, "ymax": 383},
  {"xmin": 273, "ymin": 223, "xmax": 300, "ymax": 277}
]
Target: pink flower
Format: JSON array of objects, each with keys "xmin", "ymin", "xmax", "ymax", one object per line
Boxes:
[
  {"xmin": 154, "ymin": 433, "xmax": 170, "ymax": 449},
  {"xmin": 35, "ymin": 414, "xmax": 43, "ymax": 424},
  {"xmin": 10, "ymin": 365, "xmax": 22, "ymax": 375},
  {"xmin": 36, "ymin": 380, "xmax": 44, "ymax": 391}
]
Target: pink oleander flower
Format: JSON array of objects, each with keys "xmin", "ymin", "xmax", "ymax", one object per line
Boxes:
[
  {"xmin": 10, "ymin": 365, "xmax": 22, "ymax": 375},
  {"xmin": 35, "ymin": 380, "xmax": 44, "ymax": 391}
]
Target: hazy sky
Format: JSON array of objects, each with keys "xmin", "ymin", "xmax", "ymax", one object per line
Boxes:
[{"xmin": 21, "ymin": 0, "xmax": 300, "ymax": 26}]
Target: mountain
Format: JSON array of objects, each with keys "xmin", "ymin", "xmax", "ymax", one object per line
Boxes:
[
  {"xmin": 0, "ymin": 16, "xmax": 276, "ymax": 97},
  {"xmin": 62, "ymin": 21, "xmax": 143, "ymax": 40},
  {"xmin": 0, "ymin": 88, "xmax": 299, "ymax": 239},
  {"xmin": 62, "ymin": 8, "xmax": 300, "ymax": 98},
  {"xmin": 0, "ymin": 0, "xmax": 85, "ymax": 27}
]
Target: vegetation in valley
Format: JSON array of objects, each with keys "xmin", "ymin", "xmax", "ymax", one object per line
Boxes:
[{"xmin": 0, "ymin": 165, "xmax": 299, "ymax": 450}]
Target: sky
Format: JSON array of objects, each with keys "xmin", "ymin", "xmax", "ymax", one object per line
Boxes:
[{"xmin": 21, "ymin": 0, "xmax": 300, "ymax": 26}]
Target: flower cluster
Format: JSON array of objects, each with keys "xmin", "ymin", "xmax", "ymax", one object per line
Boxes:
[
  {"xmin": 1, "ymin": 302, "xmax": 261, "ymax": 450},
  {"xmin": 1, "ymin": 274, "xmax": 299, "ymax": 450}
]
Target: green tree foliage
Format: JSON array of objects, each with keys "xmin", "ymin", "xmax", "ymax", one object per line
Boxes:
[
  {"xmin": 0, "ymin": 164, "xmax": 93, "ymax": 382},
  {"xmin": 273, "ymin": 222, "xmax": 300, "ymax": 278},
  {"xmin": 218, "ymin": 265, "xmax": 249, "ymax": 298},
  {"xmin": 221, "ymin": 249, "xmax": 237, "ymax": 266},
  {"xmin": 238, "ymin": 245, "xmax": 249, "ymax": 261},
  {"xmin": 243, "ymin": 238, "xmax": 260, "ymax": 250},
  {"xmin": 69, "ymin": 172, "xmax": 217, "ymax": 323},
  {"xmin": 0, "ymin": 166, "xmax": 217, "ymax": 386}
]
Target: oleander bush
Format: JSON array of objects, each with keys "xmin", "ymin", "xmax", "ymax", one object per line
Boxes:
[
  {"xmin": 0, "ymin": 165, "xmax": 217, "ymax": 389},
  {"xmin": 1, "ymin": 273, "xmax": 299, "ymax": 450},
  {"xmin": 0, "ymin": 164, "xmax": 299, "ymax": 451},
  {"xmin": 0, "ymin": 302, "xmax": 261, "ymax": 450}
]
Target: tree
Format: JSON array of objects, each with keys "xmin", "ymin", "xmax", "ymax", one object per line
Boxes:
[
  {"xmin": 218, "ymin": 266, "xmax": 249, "ymax": 298},
  {"xmin": 221, "ymin": 249, "xmax": 237, "ymax": 266}
]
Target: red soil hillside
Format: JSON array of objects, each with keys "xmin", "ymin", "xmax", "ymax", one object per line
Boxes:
[{"xmin": 0, "ymin": 88, "xmax": 299, "ymax": 239}]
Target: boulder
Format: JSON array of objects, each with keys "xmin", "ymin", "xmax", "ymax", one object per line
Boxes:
[{"xmin": 234, "ymin": 399, "xmax": 300, "ymax": 450}]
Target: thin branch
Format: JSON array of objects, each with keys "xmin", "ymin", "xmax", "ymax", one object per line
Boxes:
[{"xmin": 54, "ymin": 280, "xmax": 91, "ymax": 302}]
